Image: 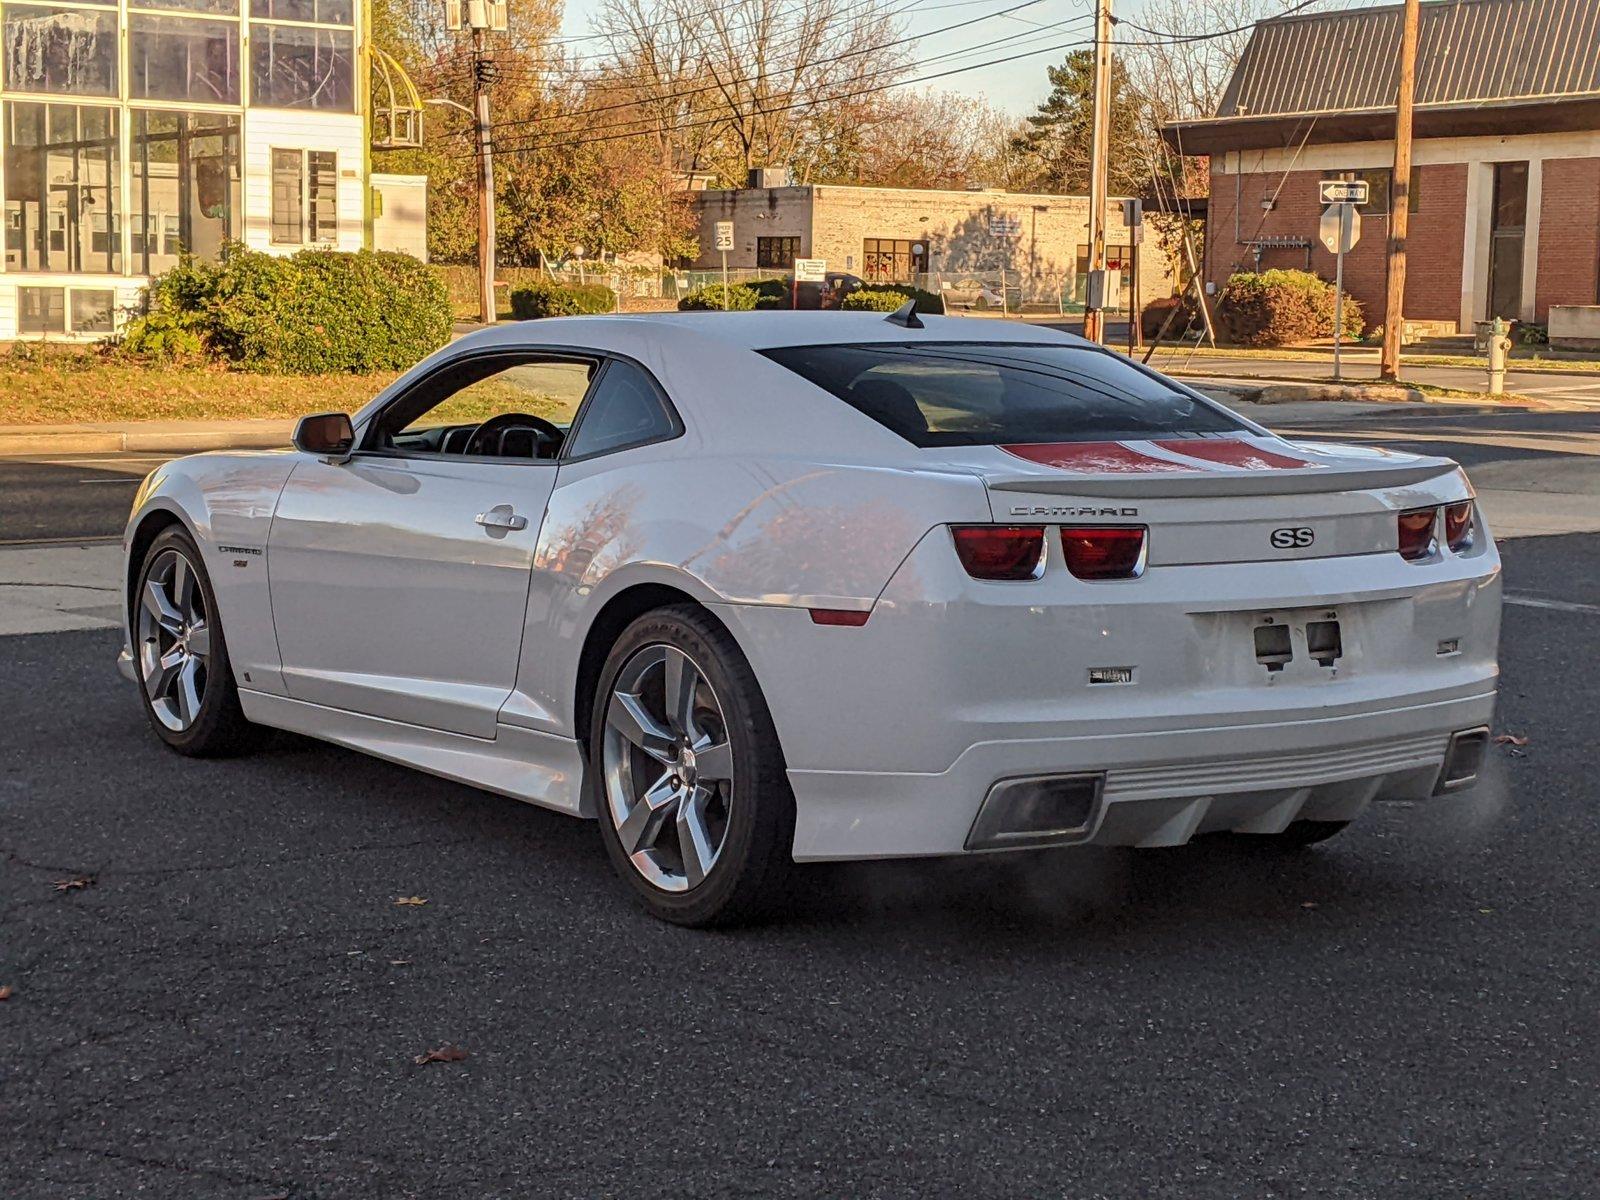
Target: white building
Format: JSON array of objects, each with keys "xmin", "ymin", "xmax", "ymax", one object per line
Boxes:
[{"xmin": 0, "ymin": 0, "xmax": 425, "ymax": 338}]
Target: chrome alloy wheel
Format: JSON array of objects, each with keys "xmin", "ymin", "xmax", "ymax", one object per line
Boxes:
[
  {"xmin": 136, "ymin": 548, "xmax": 211, "ymax": 732},
  {"xmin": 602, "ymin": 644, "xmax": 735, "ymax": 892}
]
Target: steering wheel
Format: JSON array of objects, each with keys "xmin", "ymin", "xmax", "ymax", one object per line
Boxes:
[{"xmin": 464, "ymin": 412, "xmax": 565, "ymax": 458}]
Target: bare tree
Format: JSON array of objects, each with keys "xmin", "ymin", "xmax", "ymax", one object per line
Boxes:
[{"xmin": 591, "ymin": 0, "xmax": 910, "ymax": 186}]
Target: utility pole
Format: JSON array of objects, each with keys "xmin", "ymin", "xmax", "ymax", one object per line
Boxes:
[
  {"xmin": 1082, "ymin": 0, "xmax": 1113, "ymax": 344},
  {"xmin": 1380, "ymin": 0, "xmax": 1420, "ymax": 380},
  {"xmin": 472, "ymin": 27, "xmax": 497, "ymax": 325}
]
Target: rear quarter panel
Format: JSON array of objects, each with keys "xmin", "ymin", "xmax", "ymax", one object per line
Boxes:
[{"xmin": 514, "ymin": 438, "xmax": 991, "ymax": 738}]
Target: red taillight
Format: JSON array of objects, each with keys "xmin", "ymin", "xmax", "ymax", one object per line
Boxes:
[
  {"xmin": 1444, "ymin": 500, "xmax": 1475, "ymax": 553},
  {"xmin": 1061, "ymin": 526, "xmax": 1146, "ymax": 580},
  {"xmin": 951, "ymin": 525, "xmax": 1046, "ymax": 581},
  {"xmin": 1398, "ymin": 507, "xmax": 1437, "ymax": 561}
]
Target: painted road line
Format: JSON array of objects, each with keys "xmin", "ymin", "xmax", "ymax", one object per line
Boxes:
[{"xmin": 1504, "ymin": 594, "xmax": 1600, "ymax": 616}]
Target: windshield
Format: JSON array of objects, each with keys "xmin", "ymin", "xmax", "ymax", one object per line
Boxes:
[{"xmin": 761, "ymin": 341, "xmax": 1248, "ymax": 447}]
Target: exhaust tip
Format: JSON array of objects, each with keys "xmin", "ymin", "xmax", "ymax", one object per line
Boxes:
[
  {"xmin": 1434, "ymin": 726, "xmax": 1490, "ymax": 795},
  {"xmin": 966, "ymin": 773, "xmax": 1106, "ymax": 851}
]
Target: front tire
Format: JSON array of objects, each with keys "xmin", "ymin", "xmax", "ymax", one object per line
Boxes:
[
  {"xmin": 589, "ymin": 605, "xmax": 795, "ymax": 927},
  {"xmin": 133, "ymin": 527, "xmax": 258, "ymax": 757}
]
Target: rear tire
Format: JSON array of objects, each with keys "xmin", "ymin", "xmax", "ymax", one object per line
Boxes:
[
  {"xmin": 589, "ymin": 605, "xmax": 795, "ymax": 927},
  {"xmin": 133, "ymin": 526, "xmax": 258, "ymax": 758}
]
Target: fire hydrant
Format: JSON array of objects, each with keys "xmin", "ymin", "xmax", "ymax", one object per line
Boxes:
[{"xmin": 1486, "ymin": 316, "xmax": 1512, "ymax": 396}]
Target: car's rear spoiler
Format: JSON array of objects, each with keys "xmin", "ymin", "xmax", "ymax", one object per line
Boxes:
[{"xmin": 983, "ymin": 461, "xmax": 1461, "ymax": 499}]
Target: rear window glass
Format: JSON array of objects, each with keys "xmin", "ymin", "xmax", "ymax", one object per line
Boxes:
[{"xmin": 761, "ymin": 341, "xmax": 1248, "ymax": 447}]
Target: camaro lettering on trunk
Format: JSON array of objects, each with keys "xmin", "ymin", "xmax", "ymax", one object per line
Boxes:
[{"xmin": 1009, "ymin": 505, "xmax": 1140, "ymax": 518}]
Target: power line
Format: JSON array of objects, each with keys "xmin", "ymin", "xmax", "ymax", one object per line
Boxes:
[
  {"xmin": 477, "ymin": 28, "xmax": 1097, "ymax": 160},
  {"xmin": 1111, "ymin": 0, "xmax": 1325, "ymax": 43},
  {"xmin": 475, "ymin": 0, "xmax": 1064, "ymax": 138},
  {"xmin": 484, "ymin": 0, "xmax": 1059, "ymax": 120}
]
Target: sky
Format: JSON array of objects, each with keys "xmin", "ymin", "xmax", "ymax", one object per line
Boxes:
[{"xmin": 551, "ymin": 0, "xmax": 1148, "ymax": 116}]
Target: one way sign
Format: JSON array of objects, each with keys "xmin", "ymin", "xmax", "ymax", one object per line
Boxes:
[{"xmin": 1319, "ymin": 179, "xmax": 1370, "ymax": 205}]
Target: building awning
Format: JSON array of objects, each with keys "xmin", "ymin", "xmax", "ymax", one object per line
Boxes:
[
  {"xmin": 1163, "ymin": 0, "xmax": 1600, "ymax": 156},
  {"xmin": 1163, "ymin": 94, "xmax": 1600, "ymax": 156}
]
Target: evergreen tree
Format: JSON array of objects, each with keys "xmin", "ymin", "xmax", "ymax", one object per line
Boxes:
[{"xmin": 1012, "ymin": 50, "xmax": 1147, "ymax": 196}]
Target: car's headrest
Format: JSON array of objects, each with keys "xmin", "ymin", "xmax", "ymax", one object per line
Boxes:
[{"xmin": 849, "ymin": 378, "xmax": 928, "ymax": 436}]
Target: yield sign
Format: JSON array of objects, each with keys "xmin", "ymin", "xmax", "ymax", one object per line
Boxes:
[{"xmin": 1319, "ymin": 203, "xmax": 1361, "ymax": 255}]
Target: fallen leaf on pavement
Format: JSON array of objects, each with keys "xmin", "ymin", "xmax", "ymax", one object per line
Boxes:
[
  {"xmin": 393, "ymin": 896, "xmax": 428, "ymax": 906},
  {"xmin": 1300, "ymin": 901, "xmax": 1319, "ymax": 910},
  {"xmin": 1493, "ymin": 734, "xmax": 1530, "ymax": 747},
  {"xmin": 389, "ymin": 959, "xmax": 411, "ymax": 966},
  {"xmin": 414, "ymin": 1044, "xmax": 469, "ymax": 1066},
  {"xmin": 52, "ymin": 876, "xmax": 93, "ymax": 893},
  {"xmin": 0, "ymin": 985, "xmax": 13, "ymax": 1001}
]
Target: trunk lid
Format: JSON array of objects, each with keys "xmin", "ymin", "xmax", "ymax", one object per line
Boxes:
[{"xmin": 934, "ymin": 435, "xmax": 1467, "ymax": 566}]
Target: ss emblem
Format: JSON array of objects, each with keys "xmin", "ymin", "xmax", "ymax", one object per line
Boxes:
[{"xmin": 1271, "ymin": 526, "xmax": 1315, "ymax": 549}]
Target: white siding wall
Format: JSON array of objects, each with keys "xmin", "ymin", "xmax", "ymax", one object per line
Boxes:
[
  {"xmin": 242, "ymin": 109, "xmax": 368, "ymax": 255},
  {"xmin": 371, "ymin": 173, "xmax": 428, "ymax": 260}
]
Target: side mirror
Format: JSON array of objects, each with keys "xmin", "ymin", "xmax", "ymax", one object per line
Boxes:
[{"xmin": 293, "ymin": 412, "xmax": 355, "ymax": 459}]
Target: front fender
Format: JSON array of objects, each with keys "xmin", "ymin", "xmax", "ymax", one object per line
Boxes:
[{"xmin": 121, "ymin": 452, "xmax": 298, "ymax": 694}]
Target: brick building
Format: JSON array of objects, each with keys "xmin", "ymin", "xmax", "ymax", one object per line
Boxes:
[
  {"xmin": 684, "ymin": 177, "xmax": 1173, "ymax": 310},
  {"xmin": 1163, "ymin": 0, "xmax": 1600, "ymax": 335}
]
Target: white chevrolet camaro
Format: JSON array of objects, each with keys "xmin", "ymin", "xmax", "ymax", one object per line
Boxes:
[{"xmin": 119, "ymin": 310, "xmax": 1500, "ymax": 925}]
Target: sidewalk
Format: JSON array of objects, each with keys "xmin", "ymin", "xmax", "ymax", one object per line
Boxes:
[{"xmin": 0, "ymin": 418, "xmax": 294, "ymax": 457}]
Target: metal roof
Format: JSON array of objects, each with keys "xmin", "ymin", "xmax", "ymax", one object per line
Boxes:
[{"xmin": 1216, "ymin": 0, "xmax": 1600, "ymax": 120}]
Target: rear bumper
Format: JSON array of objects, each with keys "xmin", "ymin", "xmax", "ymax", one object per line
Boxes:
[{"xmin": 786, "ymin": 687, "xmax": 1496, "ymax": 860}]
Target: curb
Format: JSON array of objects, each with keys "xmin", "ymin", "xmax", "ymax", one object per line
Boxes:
[
  {"xmin": 1173, "ymin": 373, "xmax": 1433, "ymax": 406},
  {"xmin": 0, "ymin": 423, "xmax": 294, "ymax": 458}
]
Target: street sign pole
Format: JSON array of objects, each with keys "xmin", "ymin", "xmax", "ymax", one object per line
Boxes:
[
  {"xmin": 1319, "ymin": 193, "xmax": 1363, "ymax": 381},
  {"xmin": 1333, "ymin": 220, "xmax": 1347, "ymax": 382},
  {"xmin": 713, "ymin": 220, "xmax": 734, "ymax": 311}
]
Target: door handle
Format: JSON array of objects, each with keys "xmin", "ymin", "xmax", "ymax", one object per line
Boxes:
[{"xmin": 475, "ymin": 504, "xmax": 528, "ymax": 532}]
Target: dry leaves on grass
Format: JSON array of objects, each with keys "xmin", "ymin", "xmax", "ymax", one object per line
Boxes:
[
  {"xmin": 413, "ymin": 1045, "xmax": 469, "ymax": 1066},
  {"xmin": 393, "ymin": 896, "xmax": 428, "ymax": 907},
  {"xmin": 52, "ymin": 876, "xmax": 94, "ymax": 893}
]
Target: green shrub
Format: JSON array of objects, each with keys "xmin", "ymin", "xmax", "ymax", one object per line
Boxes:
[
  {"xmin": 1515, "ymin": 321, "xmax": 1548, "ymax": 346},
  {"xmin": 119, "ymin": 310, "xmax": 206, "ymax": 362},
  {"xmin": 840, "ymin": 289, "xmax": 911, "ymax": 312},
  {"xmin": 872, "ymin": 282, "xmax": 943, "ymax": 314},
  {"xmin": 677, "ymin": 283, "xmax": 760, "ymax": 311},
  {"xmin": 508, "ymin": 279, "xmax": 617, "ymax": 319},
  {"xmin": 126, "ymin": 245, "xmax": 452, "ymax": 373},
  {"xmin": 746, "ymin": 278, "xmax": 792, "ymax": 309},
  {"xmin": 1215, "ymin": 269, "xmax": 1363, "ymax": 346}
]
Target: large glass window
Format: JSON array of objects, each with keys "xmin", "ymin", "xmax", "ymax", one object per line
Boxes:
[
  {"xmin": 137, "ymin": 0, "xmax": 239, "ymax": 11},
  {"xmin": 3, "ymin": 4, "xmax": 118, "ymax": 96},
  {"xmin": 131, "ymin": 111, "xmax": 240, "ymax": 274},
  {"xmin": 129, "ymin": 14, "xmax": 240, "ymax": 103},
  {"xmin": 270, "ymin": 147, "xmax": 336, "ymax": 244},
  {"xmin": 251, "ymin": 0, "xmax": 352, "ymax": 23},
  {"xmin": 862, "ymin": 238, "xmax": 929, "ymax": 283},
  {"xmin": 4, "ymin": 101, "xmax": 120, "ymax": 273},
  {"xmin": 251, "ymin": 24, "xmax": 353, "ymax": 110},
  {"xmin": 757, "ymin": 236, "xmax": 798, "ymax": 270}
]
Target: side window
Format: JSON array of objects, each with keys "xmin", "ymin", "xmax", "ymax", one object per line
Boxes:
[
  {"xmin": 368, "ymin": 354, "xmax": 597, "ymax": 459},
  {"xmin": 564, "ymin": 360, "xmax": 678, "ymax": 459}
]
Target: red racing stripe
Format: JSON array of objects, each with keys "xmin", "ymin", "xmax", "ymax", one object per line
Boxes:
[
  {"xmin": 1002, "ymin": 441, "xmax": 1193, "ymax": 473},
  {"xmin": 1150, "ymin": 438, "xmax": 1314, "ymax": 470}
]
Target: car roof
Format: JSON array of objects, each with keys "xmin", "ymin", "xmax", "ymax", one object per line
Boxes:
[{"xmin": 450, "ymin": 311, "xmax": 1096, "ymax": 354}]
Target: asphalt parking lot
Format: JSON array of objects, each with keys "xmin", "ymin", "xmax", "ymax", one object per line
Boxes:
[{"xmin": 4, "ymin": 524, "xmax": 1599, "ymax": 1196}]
